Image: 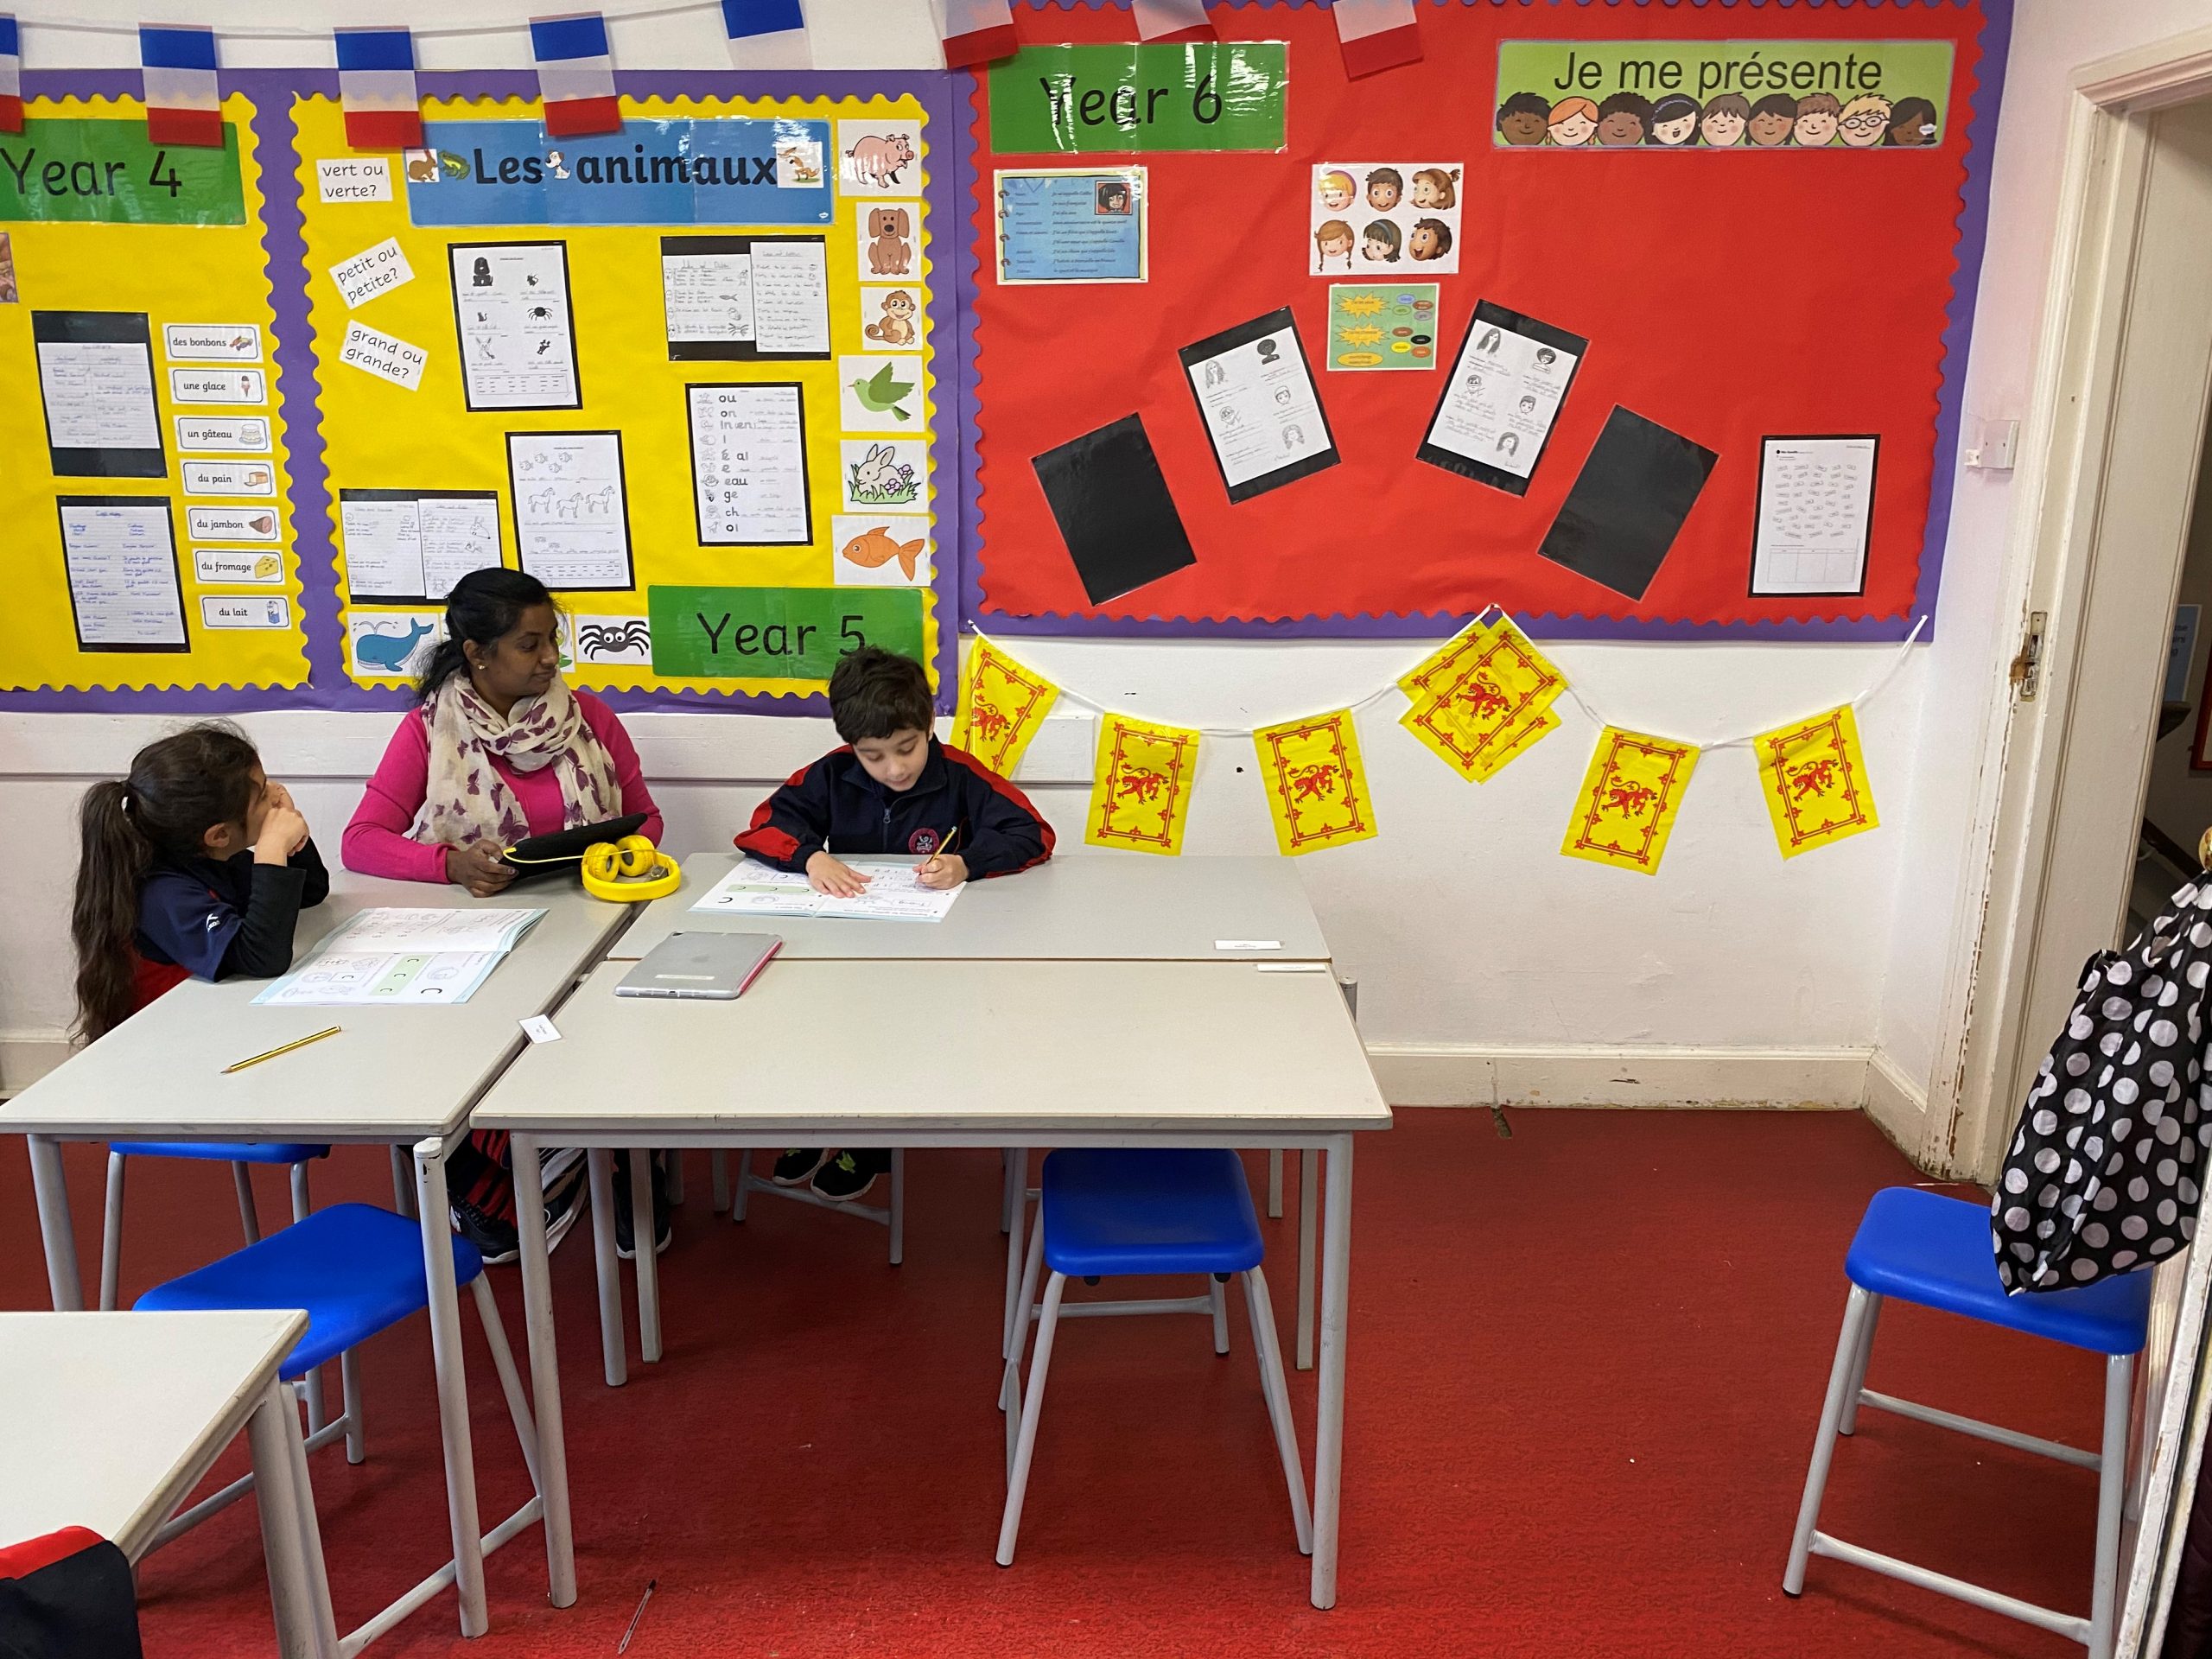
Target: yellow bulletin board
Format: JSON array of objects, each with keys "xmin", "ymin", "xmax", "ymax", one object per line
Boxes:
[
  {"xmin": 293, "ymin": 87, "xmax": 944, "ymax": 701},
  {"xmin": 0, "ymin": 94, "xmax": 308, "ymax": 693}
]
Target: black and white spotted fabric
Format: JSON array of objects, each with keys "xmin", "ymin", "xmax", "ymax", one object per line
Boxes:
[{"xmin": 1993, "ymin": 876, "xmax": 2212, "ymax": 1294}]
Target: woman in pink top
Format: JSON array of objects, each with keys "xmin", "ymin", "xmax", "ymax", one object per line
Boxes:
[{"xmin": 344, "ymin": 568, "xmax": 667, "ymax": 1260}]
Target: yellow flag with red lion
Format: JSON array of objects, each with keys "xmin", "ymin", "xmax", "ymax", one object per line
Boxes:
[
  {"xmin": 1754, "ymin": 703, "xmax": 1879, "ymax": 858},
  {"xmin": 1086, "ymin": 714, "xmax": 1201, "ymax": 856},
  {"xmin": 950, "ymin": 637, "xmax": 1059, "ymax": 778},
  {"xmin": 1252, "ymin": 710, "xmax": 1380, "ymax": 856},
  {"xmin": 1560, "ymin": 727, "xmax": 1700, "ymax": 875}
]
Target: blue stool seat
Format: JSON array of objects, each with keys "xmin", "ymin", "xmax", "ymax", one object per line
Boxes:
[
  {"xmin": 1041, "ymin": 1148, "xmax": 1263, "ymax": 1278},
  {"xmin": 1846, "ymin": 1186, "xmax": 2152, "ymax": 1357},
  {"xmin": 137, "ymin": 1203, "xmax": 482, "ymax": 1378},
  {"xmin": 114, "ymin": 1141, "xmax": 329, "ymax": 1164}
]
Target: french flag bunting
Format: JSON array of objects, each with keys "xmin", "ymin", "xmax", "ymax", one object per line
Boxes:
[
  {"xmin": 722, "ymin": 0, "xmax": 811, "ymax": 70},
  {"xmin": 139, "ymin": 23, "xmax": 223, "ymax": 149},
  {"xmin": 0, "ymin": 16, "xmax": 22, "ymax": 136},
  {"xmin": 531, "ymin": 12, "xmax": 621, "ymax": 139},
  {"xmin": 335, "ymin": 28, "xmax": 423, "ymax": 151},
  {"xmin": 932, "ymin": 0, "xmax": 1016, "ymax": 71},
  {"xmin": 1132, "ymin": 0, "xmax": 1214, "ymax": 44},
  {"xmin": 1332, "ymin": 0, "xmax": 1421, "ymax": 79}
]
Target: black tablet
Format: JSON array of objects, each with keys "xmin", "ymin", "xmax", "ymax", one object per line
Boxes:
[{"xmin": 499, "ymin": 813, "xmax": 650, "ymax": 883}]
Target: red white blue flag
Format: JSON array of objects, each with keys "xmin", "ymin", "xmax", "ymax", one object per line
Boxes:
[
  {"xmin": 0, "ymin": 16, "xmax": 22, "ymax": 135},
  {"xmin": 531, "ymin": 12, "xmax": 621, "ymax": 139},
  {"xmin": 931, "ymin": 0, "xmax": 1016, "ymax": 71},
  {"xmin": 1132, "ymin": 0, "xmax": 1214, "ymax": 44},
  {"xmin": 1332, "ymin": 0, "xmax": 1421, "ymax": 79},
  {"xmin": 139, "ymin": 23, "xmax": 222, "ymax": 148},
  {"xmin": 335, "ymin": 27, "xmax": 423, "ymax": 151},
  {"xmin": 722, "ymin": 0, "xmax": 810, "ymax": 70}
]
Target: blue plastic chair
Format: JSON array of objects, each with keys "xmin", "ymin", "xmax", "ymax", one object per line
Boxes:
[
  {"xmin": 99, "ymin": 1141, "xmax": 331, "ymax": 1310},
  {"xmin": 997, "ymin": 1148, "xmax": 1312, "ymax": 1567},
  {"xmin": 1785, "ymin": 1186, "xmax": 2153, "ymax": 1659},
  {"xmin": 132, "ymin": 1203, "xmax": 540, "ymax": 1643}
]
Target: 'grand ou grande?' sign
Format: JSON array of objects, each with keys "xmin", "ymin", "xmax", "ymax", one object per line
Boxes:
[{"xmin": 404, "ymin": 117, "xmax": 835, "ymax": 227}]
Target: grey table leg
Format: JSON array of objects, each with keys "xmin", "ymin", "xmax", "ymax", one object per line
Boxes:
[
  {"xmin": 1001, "ymin": 1147, "xmax": 1028, "ymax": 1405},
  {"xmin": 1297, "ymin": 1147, "xmax": 1319, "ymax": 1370},
  {"xmin": 414, "ymin": 1136, "xmax": 489, "ymax": 1637},
  {"xmin": 631, "ymin": 1148, "xmax": 662, "ymax": 1363},
  {"xmin": 29, "ymin": 1135, "xmax": 84, "ymax": 1311},
  {"xmin": 1310, "ymin": 1134, "xmax": 1353, "ymax": 1611},
  {"xmin": 588, "ymin": 1148, "xmax": 626, "ymax": 1387},
  {"xmin": 245, "ymin": 1377, "xmax": 336, "ymax": 1658},
  {"xmin": 512, "ymin": 1135, "xmax": 577, "ymax": 1608}
]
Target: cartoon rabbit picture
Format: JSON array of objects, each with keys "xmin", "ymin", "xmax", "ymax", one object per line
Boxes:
[
  {"xmin": 848, "ymin": 442, "xmax": 920, "ymax": 505},
  {"xmin": 868, "ymin": 207, "xmax": 913, "ymax": 276}
]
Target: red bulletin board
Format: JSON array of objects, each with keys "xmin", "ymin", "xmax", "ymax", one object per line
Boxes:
[{"xmin": 963, "ymin": 0, "xmax": 2001, "ymax": 639}]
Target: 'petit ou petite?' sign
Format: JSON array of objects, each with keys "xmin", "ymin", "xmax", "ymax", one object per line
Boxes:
[
  {"xmin": 0, "ymin": 118, "xmax": 245, "ymax": 223},
  {"xmin": 990, "ymin": 43, "xmax": 1288, "ymax": 155}
]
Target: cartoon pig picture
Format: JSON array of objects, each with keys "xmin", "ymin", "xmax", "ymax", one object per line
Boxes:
[{"xmin": 847, "ymin": 132, "xmax": 916, "ymax": 188}]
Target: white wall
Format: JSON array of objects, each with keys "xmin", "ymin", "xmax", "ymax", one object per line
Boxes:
[
  {"xmin": 2142, "ymin": 405, "xmax": 2212, "ymax": 855},
  {"xmin": 0, "ymin": 0, "xmax": 2166, "ymax": 1128}
]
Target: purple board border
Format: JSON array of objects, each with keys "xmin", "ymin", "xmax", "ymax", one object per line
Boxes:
[
  {"xmin": 957, "ymin": 0, "xmax": 2012, "ymax": 645},
  {"xmin": 3, "ymin": 67, "xmax": 963, "ymax": 715}
]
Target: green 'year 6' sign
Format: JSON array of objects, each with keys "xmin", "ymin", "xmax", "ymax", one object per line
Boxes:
[
  {"xmin": 0, "ymin": 119, "xmax": 245, "ymax": 224},
  {"xmin": 990, "ymin": 43, "xmax": 1287, "ymax": 155},
  {"xmin": 647, "ymin": 586, "xmax": 926, "ymax": 682}
]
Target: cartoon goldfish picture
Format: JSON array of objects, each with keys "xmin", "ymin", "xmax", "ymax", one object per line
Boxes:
[{"xmin": 840, "ymin": 524, "xmax": 926, "ymax": 581}]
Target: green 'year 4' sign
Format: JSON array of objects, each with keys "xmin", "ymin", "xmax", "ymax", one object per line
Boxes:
[
  {"xmin": 0, "ymin": 119, "xmax": 245, "ymax": 225},
  {"xmin": 990, "ymin": 43, "xmax": 1287, "ymax": 155},
  {"xmin": 647, "ymin": 587, "xmax": 926, "ymax": 682}
]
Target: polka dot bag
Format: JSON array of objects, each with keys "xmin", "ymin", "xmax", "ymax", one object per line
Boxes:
[{"xmin": 1992, "ymin": 876, "xmax": 2212, "ymax": 1293}]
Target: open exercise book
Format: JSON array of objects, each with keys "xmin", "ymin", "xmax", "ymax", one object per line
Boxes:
[
  {"xmin": 691, "ymin": 859, "xmax": 963, "ymax": 923},
  {"xmin": 252, "ymin": 907, "xmax": 547, "ymax": 1007}
]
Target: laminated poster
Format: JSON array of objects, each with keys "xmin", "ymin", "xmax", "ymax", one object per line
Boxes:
[
  {"xmin": 660, "ymin": 234, "xmax": 830, "ymax": 360},
  {"xmin": 506, "ymin": 430, "xmax": 632, "ymax": 591},
  {"xmin": 338, "ymin": 488, "xmax": 502, "ymax": 603},
  {"xmin": 1326, "ymin": 283, "xmax": 1440, "ymax": 372},
  {"xmin": 687, "ymin": 382, "xmax": 810, "ymax": 546},
  {"xmin": 1179, "ymin": 308, "xmax": 1338, "ymax": 503},
  {"xmin": 448, "ymin": 240, "xmax": 580, "ymax": 411},
  {"xmin": 58, "ymin": 497, "xmax": 188, "ymax": 652},
  {"xmin": 1751, "ymin": 435, "xmax": 1878, "ymax": 597},
  {"xmin": 35, "ymin": 311, "xmax": 164, "ymax": 478},
  {"xmin": 1310, "ymin": 162, "xmax": 1462, "ymax": 276},
  {"xmin": 1418, "ymin": 302, "xmax": 1586, "ymax": 495},
  {"xmin": 995, "ymin": 168, "xmax": 1147, "ymax": 284}
]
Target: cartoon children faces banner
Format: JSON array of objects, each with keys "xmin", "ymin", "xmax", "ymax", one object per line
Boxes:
[
  {"xmin": 1495, "ymin": 41, "xmax": 1955, "ymax": 150},
  {"xmin": 0, "ymin": 95, "xmax": 309, "ymax": 693},
  {"xmin": 1308, "ymin": 162, "xmax": 1462, "ymax": 275},
  {"xmin": 296, "ymin": 87, "xmax": 947, "ymax": 701}
]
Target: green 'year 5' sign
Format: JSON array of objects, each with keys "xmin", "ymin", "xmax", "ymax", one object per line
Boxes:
[{"xmin": 646, "ymin": 586, "xmax": 926, "ymax": 683}]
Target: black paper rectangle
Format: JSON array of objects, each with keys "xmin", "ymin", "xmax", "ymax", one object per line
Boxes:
[
  {"xmin": 1538, "ymin": 407, "xmax": 1718, "ymax": 601},
  {"xmin": 34, "ymin": 310, "xmax": 166, "ymax": 479},
  {"xmin": 1032, "ymin": 413, "xmax": 1198, "ymax": 606}
]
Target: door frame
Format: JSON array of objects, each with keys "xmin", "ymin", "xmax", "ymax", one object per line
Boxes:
[{"xmin": 1923, "ymin": 22, "xmax": 2212, "ymax": 1185}]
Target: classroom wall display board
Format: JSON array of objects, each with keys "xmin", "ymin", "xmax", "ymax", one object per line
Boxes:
[
  {"xmin": 962, "ymin": 0, "xmax": 2009, "ymax": 641},
  {"xmin": 296, "ymin": 73, "xmax": 957, "ymax": 708},
  {"xmin": 0, "ymin": 91, "xmax": 309, "ymax": 694}
]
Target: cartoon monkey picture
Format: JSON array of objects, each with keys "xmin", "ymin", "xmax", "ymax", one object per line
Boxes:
[
  {"xmin": 867, "ymin": 207, "xmax": 912, "ymax": 276},
  {"xmin": 864, "ymin": 289, "xmax": 919, "ymax": 346}
]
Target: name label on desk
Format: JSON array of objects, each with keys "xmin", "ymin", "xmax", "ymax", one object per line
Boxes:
[
  {"xmin": 1216, "ymin": 939, "xmax": 1281, "ymax": 950},
  {"xmin": 520, "ymin": 1015, "xmax": 562, "ymax": 1045}
]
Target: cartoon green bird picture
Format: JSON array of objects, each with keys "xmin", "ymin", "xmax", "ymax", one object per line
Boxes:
[{"xmin": 849, "ymin": 360, "xmax": 917, "ymax": 422}]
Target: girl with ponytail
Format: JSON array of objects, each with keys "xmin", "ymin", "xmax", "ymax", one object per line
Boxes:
[{"xmin": 71, "ymin": 722, "xmax": 327, "ymax": 1043}]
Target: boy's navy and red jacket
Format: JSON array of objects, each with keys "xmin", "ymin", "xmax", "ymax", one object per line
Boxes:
[
  {"xmin": 131, "ymin": 839, "xmax": 331, "ymax": 1010},
  {"xmin": 734, "ymin": 740, "xmax": 1053, "ymax": 877}
]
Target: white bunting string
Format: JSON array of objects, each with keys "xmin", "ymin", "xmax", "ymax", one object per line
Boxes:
[
  {"xmin": 969, "ymin": 610, "xmax": 1930, "ymax": 750},
  {"xmin": 4, "ymin": 3, "xmax": 734, "ymax": 43}
]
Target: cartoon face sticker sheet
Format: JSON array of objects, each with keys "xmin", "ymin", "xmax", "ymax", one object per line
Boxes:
[{"xmin": 1310, "ymin": 162, "xmax": 1462, "ymax": 276}]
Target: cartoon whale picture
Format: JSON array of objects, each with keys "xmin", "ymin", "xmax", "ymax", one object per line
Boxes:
[
  {"xmin": 840, "ymin": 524, "xmax": 925, "ymax": 581},
  {"xmin": 354, "ymin": 619, "xmax": 434, "ymax": 674}
]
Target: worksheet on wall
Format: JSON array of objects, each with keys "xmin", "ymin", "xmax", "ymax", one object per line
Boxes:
[
  {"xmin": 35, "ymin": 311, "xmax": 165, "ymax": 477},
  {"xmin": 1750, "ymin": 435, "xmax": 1878, "ymax": 597},
  {"xmin": 690, "ymin": 859, "xmax": 962, "ymax": 922},
  {"xmin": 1179, "ymin": 308, "xmax": 1338, "ymax": 503},
  {"xmin": 1418, "ymin": 302, "xmax": 1585, "ymax": 495},
  {"xmin": 448, "ymin": 240, "xmax": 580, "ymax": 410},
  {"xmin": 688, "ymin": 382, "xmax": 810, "ymax": 545},
  {"xmin": 339, "ymin": 488, "xmax": 503, "ymax": 601},
  {"xmin": 662, "ymin": 234, "xmax": 830, "ymax": 360},
  {"xmin": 506, "ymin": 431, "xmax": 633, "ymax": 590},
  {"xmin": 57, "ymin": 497, "xmax": 188, "ymax": 651}
]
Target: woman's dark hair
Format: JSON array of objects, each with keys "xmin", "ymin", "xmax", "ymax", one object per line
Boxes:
[
  {"xmin": 1651, "ymin": 93, "xmax": 1700, "ymax": 129},
  {"xmin": 72, "ymin": 722, "xmax": 262, "ymax": 1042},
  {"xmin": 416, "ymin": 568, "xmax": 556, "ymax": 702},
  {"xmin": 828, "ymin": 645, "xmax": 934, "ymax": 743}
]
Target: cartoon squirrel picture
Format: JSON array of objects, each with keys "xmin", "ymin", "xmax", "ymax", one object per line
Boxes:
[
  {"xmin": 864, "ymin": 289, "xmax": 918, "ymax": 346},
  {"xmin": 867, "ymin": 207, "xmax": 913, "ymax": 276}
]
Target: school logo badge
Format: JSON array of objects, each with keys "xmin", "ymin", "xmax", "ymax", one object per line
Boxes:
[{"xmin": 907, "ymin": 828, "xmax": 939, "ymax": 854}]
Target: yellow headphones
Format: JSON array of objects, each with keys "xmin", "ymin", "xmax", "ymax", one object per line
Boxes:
[{"xmin": 580, "ymin": 835, "xmax": 682, "ymax": 902}]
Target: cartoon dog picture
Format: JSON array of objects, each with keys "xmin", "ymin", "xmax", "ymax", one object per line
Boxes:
[
  {"xmin": 864, "ymin": 289, "xmax": 919, "ymax": 346},
  {"xmin": 847, "ymin": 132, "xmax": 916, "ymax": 188},
  {"xmin": 868, "ymin": 207, "xmax": 913, "ymax": 276}
]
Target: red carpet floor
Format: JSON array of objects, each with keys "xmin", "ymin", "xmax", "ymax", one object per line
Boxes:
[{"xmin": 0, "ymin": 1109, "xmax": 2107, "ymax": 1657}]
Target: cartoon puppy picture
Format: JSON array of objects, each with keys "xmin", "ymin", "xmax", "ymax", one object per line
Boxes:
[
  {"xmin": 1408, "ymin": 218, "xmax": 1452, "ymax": 262},
  {"xmin": 867, "ymin": 207, "xmax": 913, "ymax": 276},
  {"xmin": 864, "ymin": 289, "xmax": 919, "ymax": 346}
]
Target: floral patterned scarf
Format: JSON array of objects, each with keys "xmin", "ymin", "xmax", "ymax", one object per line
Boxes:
[{"xmin": 409, "ymin": 675, "xmax": 620, "ymax": 849}]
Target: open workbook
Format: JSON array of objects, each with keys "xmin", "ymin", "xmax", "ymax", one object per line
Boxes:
[
  {"xmin": 690, "ymin": 860, "xmax": 963, "ymax": 923},
  {"xmin": 252, "ymin": 907, "xmax": 547, "ymax": 1007}
]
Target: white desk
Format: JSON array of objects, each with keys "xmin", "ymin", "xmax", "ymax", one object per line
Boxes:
[
  {"xmin": 1, "ymin": 870, "xmax": 631, "ymax": 1643},
  {"xmin": 0, "ymin": 1310, "xmax": 335, "ymax": 1656},
  {"xmin": 608, "ymin": 850, "xmax": 1333, "ymax": 962},
  {"xmin": 474, "ymin": 957, "xmax": 1391, "ymax": 1611}
]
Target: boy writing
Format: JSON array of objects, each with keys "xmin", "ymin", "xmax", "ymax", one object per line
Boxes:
[{"xmin": 734, "ymin": 645, "xmax": 1055, "ymax": 1200}]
